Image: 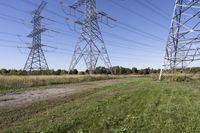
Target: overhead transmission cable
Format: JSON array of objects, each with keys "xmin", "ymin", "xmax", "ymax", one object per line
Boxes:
[
  {"xmin": 0, "ymin": 1, "xmax": 164, "ymax": 60},
  {"xmin": 134, "ymin": 0, "xmax": 170, "ymax": 21},
  {"xmin": 0, "ymin": 41, "xmax": 160, "ymax": 61},
  {"xmin": 0, "ymin": 12, "xmax": 162, "ymax": 51},
  {"xmin": 0, "ymin": 31, "xmax": 162, "ymax": 56},
  {"xmin": 0, "ymin": 0, "xmax": 166, "ymax": 44},
  {"xmin": 145, "ymin": 0, "xmax": 171, "ymax": 17},
  {"xmin": 19, "ymin": 0, "xmax": 165, "ymax": 43},
  {"xmin": 108, "ymin": 0, "xmax": 167, "ymax": 29}
]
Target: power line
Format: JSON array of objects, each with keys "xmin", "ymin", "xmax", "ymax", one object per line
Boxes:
[
  {"xmin": 0, "ymin": 38, "xmax": 163, "ymax": 58},
  {"xmin": 0, "ymin": 1, "xmax": 28, "ymax": 14},
  {"xmin": 0, "ymin": 38, "xmax": 72, "ymax": 52},
  {"xmin": 105, "ymin": 41, "xmax": 162, "ymax": 55},
  {"xmin": 1, "ymin": 5, "xmax": 165, "ymax": 51},
  {"xmin": 0, "ymin": 1, "xmax": 163, "ymax": 61},
  {"xmin": 0, "ymin": 39, "xmax": 21, "ymax": 44},
  {"xmin": 0, "ymin": 43, "xmax": 157, "ymax": 65},
  {"xmin": 102, "ymin": 31, "xmax": 162, "ymax": 50},
  {"xmin": 19, "ymin": 0, "xmax": 165, "ymax": 43},
  {"xmin": 0, "ymin": 12, "xmax": 162, "ymax": 52},
  {"xmin": 145, "ymin": 0, "xmax": 171, "ymax": 17},
  {"xmin": 108, "ymin": 0, "xmax": 167, "ymax": 29},
  {"xmin": 134, "ymin": 0, "xmax": 170, "ymax": 21},
  {"xmin": 0, "ymin": 12, "xmax": 76, "ymax": 37},
  {"xmin": 0, "ymin": 44, "xmax": 19, "ymax": 48},
  {"xmin": 0, "ymin": 41, "xmax": 160, "ymax": 62},
  {"xmin": 26, "ymin": 0, "xmax": 164, "ymax": 42},
  {"xmin": 21, "ymin": 0, "xmax": 65, "ymax": 18},
  {"xmin": 0, "ymin": 16, "xmax": 29, "ymax": 26},
  {"xmin": 0, "ymin": 39, "xmax": 162, "ymax": 57},
  {"xmin": 116, "ymin": 21, "xmax": 165, "ymax": 42},
  {"xmin": 1, "ymin": 1, "xmax": 165, "ymax": 45},
  {"xmin": 0, "ymin": 31, "xmax": 163, "ymax": 57},
  {"xmin": 0, "ymin": 1, "xmax": 66, "ymax": 27}
]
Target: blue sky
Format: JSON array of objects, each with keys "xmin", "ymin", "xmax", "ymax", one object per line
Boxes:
[{"xmin": 0, "ymin": 0, "xmax": 175, "ymax": 70}]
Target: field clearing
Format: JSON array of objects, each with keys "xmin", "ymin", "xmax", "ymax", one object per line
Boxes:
[
  {"xmin": 0, "ymin": 78, "xmax": 131, "ymax": 108},
  {"xmin": 1, "ymin": 77, "xmax": 200, "ymax": 132},
  {"xmin": 0, "ymin": 75, "xmax": 132, "ymax": 94}
]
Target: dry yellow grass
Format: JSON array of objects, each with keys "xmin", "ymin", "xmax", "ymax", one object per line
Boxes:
[{"xmin": 0, "ymin": 75, "xmax": 120, "ymax": 94}]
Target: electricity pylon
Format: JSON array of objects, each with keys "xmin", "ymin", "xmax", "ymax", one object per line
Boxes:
[
  {"xmin": 24, "ymin": 1, "xmax": 49, "ymax": 72},
  {"xmin": 159, "ymin": 0, "xmax": 200, "ymax": 80},
  {"xmin": 60, "ymin": 0, "xmax": 115, "ymax": 74}
]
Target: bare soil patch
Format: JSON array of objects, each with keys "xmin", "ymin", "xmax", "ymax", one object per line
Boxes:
[{"xmin": 0, "ymin": 78, "xmax": 128, "ymax": 109}]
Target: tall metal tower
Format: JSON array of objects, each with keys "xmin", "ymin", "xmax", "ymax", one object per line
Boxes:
[
  {"xmin": 60, "ymin": 0, "xmax": 114, "ymax": 74},
  {"xmin": 24, "ymin": 1, "xmax": 49, "ymax": 72},
  {"xmin": 159, "ymin": 0, "xmax": 200, "ymax": 80}
]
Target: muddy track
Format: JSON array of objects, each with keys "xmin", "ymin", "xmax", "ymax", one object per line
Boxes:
[{"xmin": 0, "ymin": 78, "xmax": 129, "ymax": 109}]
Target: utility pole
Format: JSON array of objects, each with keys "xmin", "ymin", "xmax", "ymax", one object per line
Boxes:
[
  {"xmin": 60, "ymin": 0, "xmax": 115, "ymax": 74},
  {"xmin": 24, "ymin": 1, "xmax": 49, "ymax": 72},
  {"xmin": 159, "ymin": 0, "xmax": 200, "ymax": 80}
]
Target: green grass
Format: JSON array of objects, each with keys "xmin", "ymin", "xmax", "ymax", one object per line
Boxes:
[
  {"xmin": 1, "ymin": 78, "xmax": 200, "ymax": 132},
  {"xmin": 0, "ymin": 75, "xmax": 122, "ymax": 94}
]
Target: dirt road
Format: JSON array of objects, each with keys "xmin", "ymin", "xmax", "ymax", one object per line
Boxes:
[{"xmin": 0, "ymin": 78, "xmax": 129, "ymax": 108}]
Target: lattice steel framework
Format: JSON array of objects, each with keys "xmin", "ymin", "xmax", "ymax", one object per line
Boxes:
[
  {"xmin": 159, "ymin": 0, "xmax": 200, "ymax": 80},
  {"xmin": 60, "ymin": 0, "xmax": 113, "ymax": 74},
  {"xmin": 24, "ymin": 1, "xmax": 49, "ymax": 72}
]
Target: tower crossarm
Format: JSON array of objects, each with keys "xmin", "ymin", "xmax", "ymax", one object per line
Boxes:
[
  {"xmin": 32, "ymin": 1, "xmax": 47, "ymax": 16},
  {"xmin": 27, "ymin": 28, "xmax": 47, "ymax": 38},
  {"xmin": 70, "ymin": 0, "xmax": 85, "ymax": 9}
]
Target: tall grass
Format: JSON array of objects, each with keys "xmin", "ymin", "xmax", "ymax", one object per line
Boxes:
[
  {"xmin": 0, "ymin": 75, "xmax": 119, "ymax": 93},
  {"xmin": 152, "ymin": 73, "xmax": 200, "ymax": 82}
]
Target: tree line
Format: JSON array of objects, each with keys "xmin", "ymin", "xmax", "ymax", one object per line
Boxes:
[
  {"xmin": 0, "ymin": 66, "xmax": 199, "ymax": 75},
  {"xmin": 0, "ymin": 66, "xmax": 160, "ymax": 75}
]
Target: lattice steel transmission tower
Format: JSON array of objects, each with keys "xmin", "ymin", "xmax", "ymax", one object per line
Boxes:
[
  {"xmin": 159, "ymin": 0, "xmax": 200, "ymax": 80},
  {"xmin": 60, "ymin": 0, "xmax": 115, "ymax": 74},
  {"xmin": 24, "ymin": 1, "xmax": 49, "ymax": 72}
]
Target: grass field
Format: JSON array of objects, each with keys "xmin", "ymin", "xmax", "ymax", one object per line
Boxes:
[
  {"xmin": 1, "ymin": 77, "xmax": 200, "ymax": 132},
  {"xmin": 0, "ymin": 75, "xmax": 123, "ymax": 94}
]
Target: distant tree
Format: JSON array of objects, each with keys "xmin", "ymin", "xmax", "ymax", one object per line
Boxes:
[
  {"xmin": 150, "ymin": 68, "xmax": 160, "ymax": 74},
  {"xmin": 55, "ymin": 69, "xmax": 62, "ymax": 75},
  {"xmin": 79, "ymin": 71, "xmax": 85, "ymax": 75},
  {"xmin": 61, "ymin": 70, "xmax": 68, "ymax": 75},
  {"xmin": 0, "ymin": 69, "xmax": 8, "ymax": 75},
  {"xmin": 95, "ymin": 66, "xmax": 107, "ymax": 74},
  {"xmin": 107, "ymin": 69, "xmax": 112, "ymax": 74},
  {"xmin": 132, "ymin": 67, "xmax": 138, "ymax": 74},
  {"xmin": 19, "ymin": 70, "xmax": 28, "ymax": 75},
  {"xmin": 111, "ymin": 66, "xmax": 133, "ymax": 75},
  {"xmin": 69, "ymin": 69, "xmax": 78, "ymax": 74},
  {"xmin": 126, "ymin": 68, "xmax": 132, "ymax": 74},
  {"xmin": 112, "ymin": 66, "xmax": 121, "ymax": 75},
  {"xmin": 85, "ymin": 69, "xmax": 89, "ymax": 74},
  {"xmin": 190, "ymin": 67, "xmax": 200, "ymax": 73},
  {"xmin": 143, "ymin": 68, "xmax": 150, "ymax": 75},
  {"xmin": 120, "ymin": 67, "xmax": 126, "ymax": 74},
  {"xmin": 8, "ymin": 69, "xmax": 18, "ymax": 75}
]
